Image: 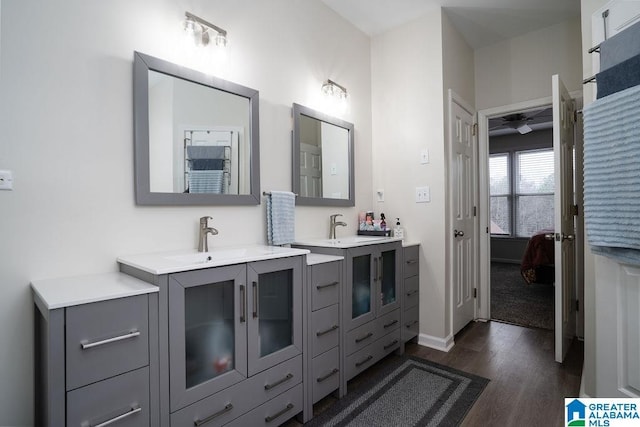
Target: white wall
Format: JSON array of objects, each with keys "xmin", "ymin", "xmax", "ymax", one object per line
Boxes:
[
  {"xmin": 0, "ymin": 1, "xmax": 371, "ymax": 424},
  {"xmin": 474, "ymin": 18, "xmax": 583, "ymax": 110},
  {"xmin": 370, "ymin": 8, "xmax": 474, "ymax": 343},
  {"xmin": 371, "ymin": 9, "xmax": 446, "ymax": 340}
]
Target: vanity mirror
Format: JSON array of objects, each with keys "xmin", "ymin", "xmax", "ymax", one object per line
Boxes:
[
  {"xmin": 133, "ymin": 51, "xmax": 260, "ymax": 205},
  {"xmin": 292, "ymin": 103, "xmax": 354, "ymax": 206}
]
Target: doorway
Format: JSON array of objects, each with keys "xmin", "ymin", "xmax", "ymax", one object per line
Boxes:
[{"xmin": 477, "ymin": 94, "xmax": 584, "ymax": 352}]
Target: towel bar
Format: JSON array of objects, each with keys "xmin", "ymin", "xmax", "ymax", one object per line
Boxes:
[{"xmin": 263, "ymin": 191, "xmax": 298, "ymax": 197}]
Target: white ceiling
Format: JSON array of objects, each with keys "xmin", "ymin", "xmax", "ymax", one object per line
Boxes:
[{"xmin": 321, "ymin": 0, "xmax": 581, "ymax": 49}]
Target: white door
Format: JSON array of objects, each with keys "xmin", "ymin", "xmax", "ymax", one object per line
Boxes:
[
  {"xmin": 552, "ymin": 75, "xmax": 576, "ymax": 363},
  {"xmin": 450, "ymin": 93, "xmax": 477, "ymax": 335}
]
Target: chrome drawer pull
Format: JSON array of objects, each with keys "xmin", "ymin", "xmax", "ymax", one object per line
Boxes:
[
  {"xmin": 92, "ymin": 406, "xmax": 141, "ymax": 427},
  {"xmin": 264, "ymin": 373, "xmax": 293, "ymax": 390},
  {"xmin": 405, "ymin": 320, "xmax": 419, "ymax": 328},
  {"xmin": 316, "ymin": 281, "xmax": 339, "ymax": 290},
  {"xmin": 316, "ymin": 325, "xmax": 339, "ymax": 337},
  {"xmin": 265, "ymin": 403, "xmax": 294, "ymax": 423},
  {"xmin": 355, "ymin": 355, "xmax": 373, "ymax": 367},
  {"xmin": 406, "ymin": 259, "xmax": 418, "ymax": 264},
  {"xmin": 317, "ymin": 368, "xmax": 339, "ymax": 383},
  {"xmin": 239, "ymin": 285, "xmax": 246, "ymax": 323},
  {"xmin": 384, "ymin": 339, "xmax": 399, "ymax": 350},
  {"xmin": 81, "ymin": 330, "xmax": 140, "ymax": 350},
  {"xmin": 406, "ymin": 290, "xmax": 418, "ymax": 296},
  {"xmin": 252, "ymin": 281, "xmax": 259, "ymax": 319},
  {"xmin": 194, "ymin": 403, "xmax": 233, "ymax": 426},
  {"xmin": 355, "ymin": 332, "xmax": 373, "ymax": 343},
  {"xmin": 383, "ymin": 319, "xmax": 398, "ymax": 329}
]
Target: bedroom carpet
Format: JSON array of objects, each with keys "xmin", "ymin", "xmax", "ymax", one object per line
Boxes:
[
  {"xmin": 491, "ymin": 262, "xmax": 554, "ymax": 330},
  {"xmin": 304, "ymin": 355, "xmax": 489, "ymax": 427}
]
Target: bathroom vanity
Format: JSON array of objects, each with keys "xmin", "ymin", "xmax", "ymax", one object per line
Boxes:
[
  {"xmin": 32, "ymin": 272, "xmax": 160, "ymax": 427},
  {"xmin": 117, "ymin": 245, "xmax": 309, "ymax": 427},
  {"xmin": 293, "ymin": 236, "xmax": 405, "ymax": 389}
]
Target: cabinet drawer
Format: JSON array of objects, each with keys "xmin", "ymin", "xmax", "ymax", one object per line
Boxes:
[
  {"xmin": 311, "ymin": 304, "xmax": 340, "ymax": 357},
  {"xmin": 225, "ymin": 383, "xmax": 303, "ymax": 427},
  {"xmin": 312, "ymin": 347, "xmax": 340, "ymax": 404},
  {"xmin": 404, "ymin": 276, "xmax": 419, "ymax": 309},
  {"xmin": 403, "ymin": 246, "xmax": 419, "ymax": 278},
  {"xmin": 376, "ymin": 328, "xmax": 401, "ymax": 357},
  {"xmin": 66, "ymin": 294, "xmax": 149, "ymax": 390},
  {"xmin": 376, "ymin": 308, "xmax": 401, "ymax": 336},
  {"xmin": 66, "ymin": 366, "xmax": 149, "ymax": 427},
  {"xmin": 345, "ymin": 321, "xmax": 377, "ymax": 356},
  {"xmin": 310, "ymin": 262, "xmax": 341, "ymax": 311},
  {"xmin": 403, "ymin": 305, "xmax": 419, "ymax": 342},
  {"xmin": 171, "ymin": 355, "xmax": 302, "ymax": 427},
  {"xmin": 345, "ymin": 343, "xmax": 379, "ymax": 381}
]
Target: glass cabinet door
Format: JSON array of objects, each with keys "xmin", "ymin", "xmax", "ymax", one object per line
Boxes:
[
  {"xmin": 247, "ymin": 257, "xmax": 303, "ymax": 375},
  {"xmin": 346, "ymin": 246, "xmax": 377, "ymax": 330},
  {"xmin": 168, "ymin": 264, "xmax": 247, "ymax": 412},
  {"xmin": 377, "ymin": 244, "xmax": 401, "ymax": 316}
]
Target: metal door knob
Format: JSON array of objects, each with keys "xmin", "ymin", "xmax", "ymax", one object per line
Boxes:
[
  {"xmin": 562, "ymin": 233, "xmax": 575, "ymax": 241},
  {"xmin": 544, "ymin": 233, "xmax": 555, "ymax": 241},
  {"xmin": 454, "ymin": 229, "xmax": 464, "ymax": 238}
]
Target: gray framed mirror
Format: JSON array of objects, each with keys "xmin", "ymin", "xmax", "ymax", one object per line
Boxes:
[
  {"xmin": 292, "ymin": 103, "xmax": 354, "ymax": 206},
  {"xmin": 133, "ymin": 51, "xmax": 260, "ymax": 205}
]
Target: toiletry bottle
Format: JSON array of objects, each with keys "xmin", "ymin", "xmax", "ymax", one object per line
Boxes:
[
  {"xmin": 380, "ymin": 213, "xmax": 386, "ymax": 231},
  {"xmin": 394, "ymin": 218, "xmax": 405, "ymax": 239}
]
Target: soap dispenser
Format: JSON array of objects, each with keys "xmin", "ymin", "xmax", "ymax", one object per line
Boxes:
[{"xmin": 394, "ymin": 218, "xmax": 405, "ymax": 239}]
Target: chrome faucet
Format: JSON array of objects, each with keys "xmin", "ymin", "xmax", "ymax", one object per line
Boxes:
[
  {"xmin": 198, "ymin": 216, "xmax": 219, "ymax": 252},
  {"xmin": 329, "ymin": 214, "xmax": 347, "ymax": 239}
]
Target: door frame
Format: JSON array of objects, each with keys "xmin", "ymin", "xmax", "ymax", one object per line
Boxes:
[{"xmin": 477, "ymin": 94, "xmax": 584, "ymax": 335}]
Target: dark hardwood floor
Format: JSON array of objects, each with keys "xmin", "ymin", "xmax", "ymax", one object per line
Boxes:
[
  {"xmin": 406, "ymin": 321, "xmax": 583, "ymax": 426},
  {"xmin": 292, "ymin": 320, "xmax": 583, "ymax": 426}
]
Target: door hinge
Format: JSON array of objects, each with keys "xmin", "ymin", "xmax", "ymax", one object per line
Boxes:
[
  {"xmin": 571, "ymin": 204, "xmax": 579, "ymax": 216},
  {"xmin": 576, "ymin": 299, "xmax": 580, "ymax": 312},
  {"xmin": 472, "ymin": 123, "xmax": 478, "ymax": 136},
  {"xmin": 473, "ymin": 206, "xmax": 477, "ymax": 217},
  {"xmin": 473, "ymin": 288, "xmax": 477, "ymax": 298},
  {"xmin": 486, "ymin": 226, "xmax": 489, "ymax": 234}
]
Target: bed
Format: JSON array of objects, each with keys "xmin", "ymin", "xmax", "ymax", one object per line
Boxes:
[{"xmin": 520, "ymin": 230, "xmax": 555, "ymax": 284}]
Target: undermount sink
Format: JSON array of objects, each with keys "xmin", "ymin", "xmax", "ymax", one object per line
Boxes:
[
  {"xmin": 164, "ymin": 249, "xmax": 248, "ymax": 265},
  {"xmin": 117, "ymin": 245, "xmax": 310, "ymax": 275},
  {"xmin": 294, "ymin": 235, "xmax": 400, "ymax": 248}
]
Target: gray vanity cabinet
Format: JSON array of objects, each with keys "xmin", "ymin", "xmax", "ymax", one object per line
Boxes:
[
  {"xmin": 402, "ymin": 244, "xmax": 420, "ymax": 342},
  {"xmin": 303, "ymin": 255, "xmax": 344, "ymax": 422},
  {"xmin": 122, "ymin": 255, "xmax": 305, "ymax": 427},
  {"xmin": 32, "ymin": 273, "xmax": 159, "ymax": 427}
]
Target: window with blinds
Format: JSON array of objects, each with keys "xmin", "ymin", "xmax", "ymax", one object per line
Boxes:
[{"xmin": 490, "ymin": 148, "xmax": 554, "ymax": 238}]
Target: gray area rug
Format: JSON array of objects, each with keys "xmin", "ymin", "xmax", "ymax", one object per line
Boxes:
[
  {"xmin": 491, "ymin": 262, "xmax": 554, "ymax": 330},
  {"xmin": 306, "ymin": 355, "xmax": 489, "ymax": 427}
]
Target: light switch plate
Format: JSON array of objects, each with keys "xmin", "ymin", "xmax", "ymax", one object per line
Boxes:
[
  {"xmin": 420, "ymin": 149, "xmax": 430, "ymax": 164},
  {"xmin": 376, "ymin": 189, "xmax": 384, "ymax": 202},
  {"xmin": 415, "ymin": 186, "xmax": 430, "ymax": 203},
  {"xmin": 0, "ymin": 170, "xmax": 13, "ymax": 190}
]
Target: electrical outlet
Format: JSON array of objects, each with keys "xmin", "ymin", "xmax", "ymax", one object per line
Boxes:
[
  {"xmin": 0, "ymin": 170, "xmax": 13, "ymax": 190},
  {"xmin": 415, "ymin": 186, "xmax": 430, "ymax": 203}
]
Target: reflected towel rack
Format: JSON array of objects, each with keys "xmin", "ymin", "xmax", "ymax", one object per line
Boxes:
[
  {"xmin": 263, "ymin": 191, "xmax": 298, "ymax": 197},
  {"xmin": 583, "ymin": 75, "xmax": 597, "ymax": 85}
]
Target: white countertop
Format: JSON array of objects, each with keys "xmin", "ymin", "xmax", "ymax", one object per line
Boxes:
[
  {"xmin": 117, "ymin": 245, "xmax": 310, "ymax": 275},
  {"xmin": 402, "ymin": 241, "xmax": 420, "ymax": 248},
  {"xmin": 294, "ymin": 235, "xmax": 403, "ymax": 249},
  {"xmin": 306, "ymin": 253, "xmax": 344, "ymax": 266},
  {"xmin": 31, "ymin": 272, "xmax": 158, "ymax": 310}
]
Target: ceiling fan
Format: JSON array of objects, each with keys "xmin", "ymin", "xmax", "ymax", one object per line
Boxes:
[{"xmin": 489, "ymin": 108, "xmax": 553, "ymax": 135}]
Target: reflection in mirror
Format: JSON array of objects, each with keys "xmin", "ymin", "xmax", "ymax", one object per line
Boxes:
[
  {"xmin": 134, "ymin": 51, "xmax": 260, "ymax": 205},
  {"xmin": 292, "ymin": 104, "xmax": 354, "ymax": 207}
]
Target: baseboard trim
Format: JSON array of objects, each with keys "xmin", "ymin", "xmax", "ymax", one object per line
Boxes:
[{"xmin": 418, "ymin": 333, "xmax": 455, "ymax": 352}]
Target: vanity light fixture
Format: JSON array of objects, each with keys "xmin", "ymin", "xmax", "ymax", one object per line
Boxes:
[
  {"xmin": 184, "ymin": 11, "xmax": 228, "ymax": 48},
  {"xmin": 321, "ymin": 79, "xmax": 348, "ymax": 100}
]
